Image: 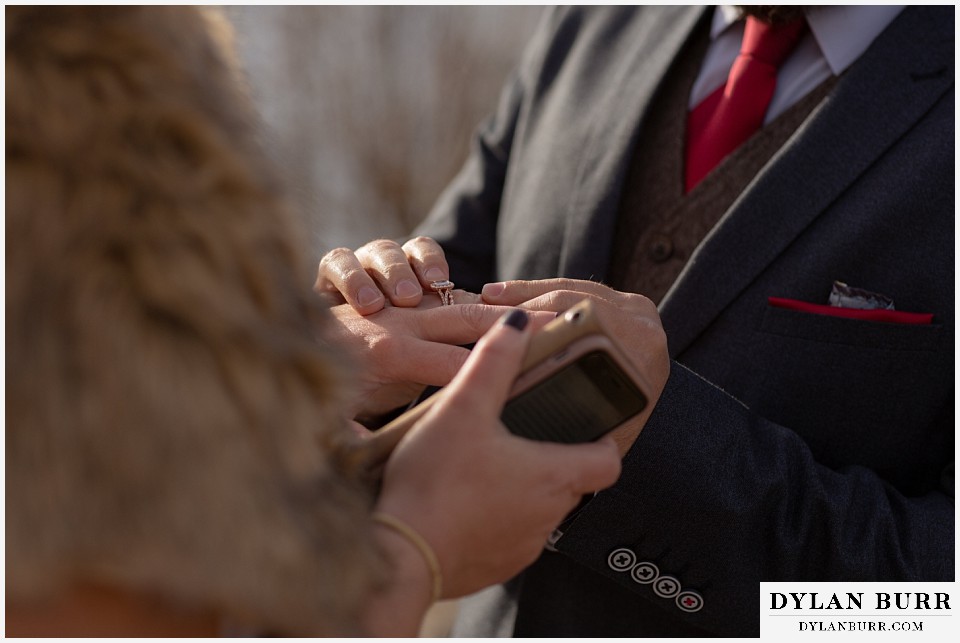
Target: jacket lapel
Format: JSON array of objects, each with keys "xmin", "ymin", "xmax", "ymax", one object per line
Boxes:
[
  {"xmin": 557, "ymin": 5, "xmax": 708, "ymax": 281},
  {"xmin": 659, "ymin": 5, "xmax": 954, "ymax": 357}
]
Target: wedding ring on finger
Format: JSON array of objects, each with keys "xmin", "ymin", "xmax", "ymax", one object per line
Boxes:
[{"xmin": 429, "ymin": 280, "xmax": 455, "ymax": 306}]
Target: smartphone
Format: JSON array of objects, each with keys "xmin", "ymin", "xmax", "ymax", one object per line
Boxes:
[
  {"xmin": 340, "ymin": 299, "xmax": 651, "ymax": 484},
  {"xmin": 500, "ymin": 301, "xmax": 649, "ymax": 443}
]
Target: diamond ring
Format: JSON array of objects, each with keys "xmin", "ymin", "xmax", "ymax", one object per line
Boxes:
[{"xmin": 429, "ymin": 280, "xmax": 455, "ymax": 306}]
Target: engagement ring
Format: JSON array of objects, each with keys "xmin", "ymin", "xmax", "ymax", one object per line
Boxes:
[{"xmin": 429, "ymin": 280, "xmax": 455, "ymax": 306}]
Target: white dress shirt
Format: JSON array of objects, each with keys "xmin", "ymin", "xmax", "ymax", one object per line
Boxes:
[{"xmin": 689, "ymin": 5, "xmax": 904, "ymax": 123}]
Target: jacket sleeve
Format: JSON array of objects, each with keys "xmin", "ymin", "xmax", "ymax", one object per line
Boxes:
[{"xmin": 554, "ymin": 361, "xmax": 955, "ymax": 636}]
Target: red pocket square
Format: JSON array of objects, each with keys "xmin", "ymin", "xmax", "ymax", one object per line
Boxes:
[{"xmin": 768, "ymin": 297, "xmax": 934, "ymax": 325}]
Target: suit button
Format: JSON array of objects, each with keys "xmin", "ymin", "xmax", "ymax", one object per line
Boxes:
[
  {"xmin": 630, "ymin": 561, "xmax": 659, "ymax": 584},
  {"xmin": 607, "ymin": 548, "xmax": 636, "ymax": 572},
  {"xmin": 648, "ymin": 234, "xmax": 674, "ymax": 262},
  {"xmin": 676, "ymin": 590, "xmax": 704, "ymax": 613},
  {"xmin": 653, "ymin": 575, "xmax": 681, "ymax": 598}
]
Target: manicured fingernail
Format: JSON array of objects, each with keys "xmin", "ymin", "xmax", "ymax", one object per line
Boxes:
[
  {"xmin": 500, "ymin": 309, "xmax": 529, "ymax": 331},
  {"xmin": 424, "ymin": 267, "xmax": 445, "ymax": 281},
  {"xmin": 357, "ymin": 286, "xmax": 383, "ymax": 307},
  {"xmin": 482, "ymin": 282, "xmax": 505, "ymax": 298},
  {"xmin": 395, "ymin": 279, "xmax": 421, "ymax": 299}
]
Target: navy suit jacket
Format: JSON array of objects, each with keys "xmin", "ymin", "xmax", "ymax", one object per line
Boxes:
[{"xmin": 416, "ymin": 6, "xmax": 954, "ymax": 637}]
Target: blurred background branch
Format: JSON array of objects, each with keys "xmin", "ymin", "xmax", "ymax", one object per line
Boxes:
[{"xmin": 228, "ymin": 6, "xmax": 541, "ymax": 256}]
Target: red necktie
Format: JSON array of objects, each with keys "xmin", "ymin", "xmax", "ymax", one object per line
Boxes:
[{"xmin": 684, "ymin": 16, "xmax": 808, "ymax": 192}]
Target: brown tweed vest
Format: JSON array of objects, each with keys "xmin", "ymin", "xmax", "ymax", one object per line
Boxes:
[{"xmin": 608, "ymin": 21, "xmax": 837, "ymax": 304}]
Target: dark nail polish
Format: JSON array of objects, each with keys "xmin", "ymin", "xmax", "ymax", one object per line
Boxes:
[{"xmin": 501, "ymin": 309, "xmax": 529, "ymax": 331}]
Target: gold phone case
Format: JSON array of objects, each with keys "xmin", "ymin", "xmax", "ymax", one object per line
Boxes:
[{"xmin": 339, "ymin": 299, "xmax": 648, "ymax": 484}]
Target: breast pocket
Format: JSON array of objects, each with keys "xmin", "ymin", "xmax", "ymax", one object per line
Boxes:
[
  {"xmin": 746, "ymin": 305, "xmax": 948, "ymax": 473},
  {"xmin": 758, "ymin": 304, "xmax": 944, "ymax": 351}
]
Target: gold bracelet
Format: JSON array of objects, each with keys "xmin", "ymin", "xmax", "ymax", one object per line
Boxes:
[{"xmin": 372, "ymin": 512, "xmax": 443, "ymax": 603}]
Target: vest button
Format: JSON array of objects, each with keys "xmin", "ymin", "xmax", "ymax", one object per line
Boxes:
[{"xmin": 649, "ymin": 234, "xmax": 674, "ymax": 262}]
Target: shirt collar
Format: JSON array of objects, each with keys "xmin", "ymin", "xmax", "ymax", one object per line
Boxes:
[{"xmin": 711, "ymin": 5, "xmax": 904, "ymax": 75}]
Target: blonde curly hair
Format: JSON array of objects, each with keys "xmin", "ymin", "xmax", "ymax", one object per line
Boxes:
[{"xmin": 6, "ymin": 6, "xmax": 384, "ymax": 635}]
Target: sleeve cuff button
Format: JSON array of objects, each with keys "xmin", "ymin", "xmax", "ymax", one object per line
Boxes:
[
  {"xmin": 676, "ymin": 590, "xmax": 704, "ymax": 613},
  {"xmin": 607, "ymin": 547, "xmax": 637, "ymax": 571}
]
